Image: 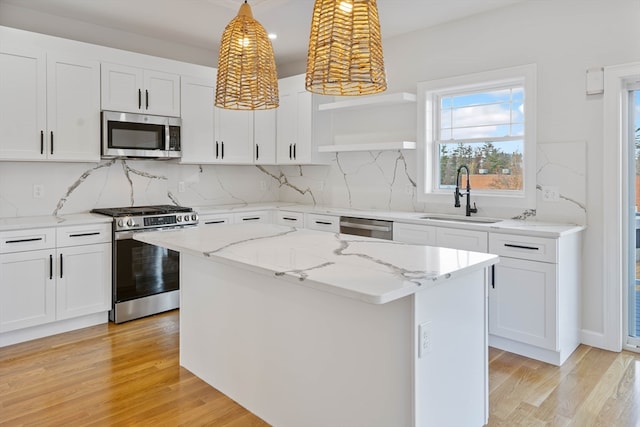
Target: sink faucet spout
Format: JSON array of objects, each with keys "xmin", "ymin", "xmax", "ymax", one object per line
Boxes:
[{"xmin": 455, "ymin": 165, "xmax": 478, "ymax": 216}]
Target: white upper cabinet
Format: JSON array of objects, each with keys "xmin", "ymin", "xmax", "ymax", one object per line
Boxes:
[
  {"xmin": 253, "ymin": 109, "xmax": 277, "ymax": 164},
  {"xmin": 47, "ymin": 54, "xmax": 101, "ymax": 161},
  {"xmin": 276, "ymin": 74, "xmax": 330, "ymax": 165},
  {"xmin": 180, "ymin": 75, "xmax": 217, "ymax": 163},
  {"xmin": 214, "ymin": 107, "xmax": 253, "ymax": 163},
  {"xmin": 0, "ymin": 46, "xmax": 100, "ymax": 162},
  {"xmin": 101, "ymin": 63, "xmax": 180, "ymax": 116},
  {"xmin": 180, "ymin": 74, "xmax": 276, "ymax": 164}
]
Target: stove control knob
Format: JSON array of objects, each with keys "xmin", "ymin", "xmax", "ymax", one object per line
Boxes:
[
  {"xmin": 176, "ymin": 216, "xmax": 182, "ymax": 222},
  {"xmin": 117, "ymin": 219, "xmax": 124, "ymax": 228},
  {"xmin": 191, "ymin": 214, "xmax": 197, "ymax": 221},
  {"xmin": 126, "ymin": 218, "xmax": 135, "ymax": 227}
]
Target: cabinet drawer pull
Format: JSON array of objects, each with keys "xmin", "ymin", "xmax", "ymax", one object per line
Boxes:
[
  {"xmin": 282, "ymin": 217, "xmax": 297, "ymax": 221},
  {"xmin": 6, "ymin": 237, "xmax": 43, "ymax": 244},
  {"xmin": 205, "ymin": 220, "xmax": 226, "ymax": 225},
  {"xmin": 504, "ymin": 243, "xmax": 539, "ymax": 251},
  {"xmin": 69, "ymin": 232, "xmax": 101, "ymax": 238},
  {"xmin": 60, "ymin": 253, "xmax": 63, "ymax": 278},
  {"xmin": 242, "ymin": 217, "xmax": 261, "ymax": 221},
  {"xmin": 315, "ymin": 221, "xmax": 333, "ymax": 225}
]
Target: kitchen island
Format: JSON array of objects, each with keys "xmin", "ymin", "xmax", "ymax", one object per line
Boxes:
[{"xmin": 135, "ymin": 223, "xmax": 498, "ymax": 427}]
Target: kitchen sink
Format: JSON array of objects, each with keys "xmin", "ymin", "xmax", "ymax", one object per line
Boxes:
[{"xmin": 417, "ymin": 214, "xmax": 501, "ymax": 224}]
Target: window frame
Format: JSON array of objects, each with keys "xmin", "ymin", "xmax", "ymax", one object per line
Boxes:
[{"xmin": 416, "ymin": 64, "xmax": 537, "ymax": 211}]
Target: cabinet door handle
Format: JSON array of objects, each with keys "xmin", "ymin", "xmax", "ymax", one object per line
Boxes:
[
  {"xmin": 6, "ymin": 237, "xmax": 43, "ymax": 244},
  {"xmin": 40, "ymin": 130, "xmax": 44, "ymax": 154},
  {"xmin": 60, "ymin": 253, "xmax": 63, "ymax": 278},
  {"xmin": 50, "ymin": 131, "xmax": 54, "ymax": 155},
  {"xmin": 145, "ymin": 89, "xmax": 149, "ymax": 109},
  {"xmin": 504, "ymin": 243, "xmax": 539, "ymax": 251},
  {"xmin": 256, "ymin": 144, "xmax": 259, "ymax": 160},
  {"xmin": 69, "ymin": 232, "xmax": 100, "ymax": 238},
  {"xmin": 491, "ymin": 265, "xmax": 495, "ymax": 288},
  {"xmin": 138, "ymin": 89, "xmax": 142, "ymax": 109},
  {"xmin": 289, "ymin": 144, "xmax": 292, "ymax": 159},
  {"xmin": 293, "ymin": 143, "xmax": 296, "ymax": 159},
  {"xmin": 221, "ymin": 141, "xmax": 224, "ymax": 159},
  {"xmin": 215, "ymin": 141, "xmax": 219, "ymax": 158},
  {"xmin": 49, "ymin": 254, "xmax": 53, "ymax": 280}
]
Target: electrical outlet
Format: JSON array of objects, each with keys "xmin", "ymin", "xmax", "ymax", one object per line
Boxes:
[
  {"xmin": 33, "ymin": 184, "xmax": 44, "ymax": 199},
  {"xmin": 541, "ymin": 186, "xmax": 560, "ymax": 202},
  {"xmin": 418, "ymin": 321, "xmax": 432, "ymax": 357},
  {"xmin": 178, "ymin": 181, "xmax": 186, "ymax": 193}
]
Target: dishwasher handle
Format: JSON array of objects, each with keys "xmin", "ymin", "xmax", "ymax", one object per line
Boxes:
[{"xmin": 339, "ymin": 220, "xmax": 392, "ymax": 233}]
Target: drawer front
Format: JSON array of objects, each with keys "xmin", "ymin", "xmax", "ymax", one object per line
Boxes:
[
  {"xmin": 233, "ymin": 211, "xmax": 272, "ymax": 224},
  {"xmin": 57, "ymin": 223, "xmax": 111, "ymax": 247},
  {"xmin": 305, "ymin": 213, "xmax": 339, "ymax": 233},
  {"xmin": 393, "ymin": 222, "xmax": 437, "ymax": 245},
  {"xmin": 276, "ymin": 211, "xmax": 305, "ymax": 227},
  {"xmin": 436, "ymin": 228, "xmax": 488, "ymax": 253},
  {"xmin": 0, "ymin": 228, "xmax": 56, "ymax": 253},
  {"xmin": 489, "ymin": 233, "xmax": 557, "ymax": 263},
  {"xmin": 199, "ymin": 213, "xmax": 233, "ymax": 226}
]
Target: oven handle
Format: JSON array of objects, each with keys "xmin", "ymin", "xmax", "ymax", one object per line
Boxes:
[{"xmin": 114, "ymin": 225, "xmax": 197, "ymax": 240}]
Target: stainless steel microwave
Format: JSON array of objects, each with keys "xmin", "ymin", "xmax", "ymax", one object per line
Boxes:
[{"xmin": 101, "ymin": 111, "xmax": 181, "ymax": 159}]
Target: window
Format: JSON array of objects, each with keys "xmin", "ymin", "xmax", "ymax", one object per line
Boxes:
[{"xmin": 417, "ymin": 65, "xmax": 537, "ymax": 209}]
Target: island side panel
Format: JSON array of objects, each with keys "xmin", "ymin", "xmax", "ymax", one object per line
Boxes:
[
  {"xmin": 179, "ymin": 253, "xmax": 413, "ymax": 427},
  {"xmin": 413, "ymin": 268, "xmax": 488, "ymax": 427}
]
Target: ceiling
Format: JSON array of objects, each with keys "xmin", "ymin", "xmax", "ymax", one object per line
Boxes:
[{"xmin": 0, "ymin": 0, "xmax": 523, "ymax": 67}]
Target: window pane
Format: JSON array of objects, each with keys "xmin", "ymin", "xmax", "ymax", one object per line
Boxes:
[{"xmin": 438, "ymin": 140, "xmax": 524, "ymax": 191}]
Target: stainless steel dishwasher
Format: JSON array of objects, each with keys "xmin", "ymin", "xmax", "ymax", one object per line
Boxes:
[{"xmin": 339, "ymin": 216, "xmax": 393, "ymax": 240}]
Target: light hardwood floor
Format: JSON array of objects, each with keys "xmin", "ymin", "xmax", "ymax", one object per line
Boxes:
[{"xmin": 1, "ymin": 310, "xmax": 639, "ymax": 426}]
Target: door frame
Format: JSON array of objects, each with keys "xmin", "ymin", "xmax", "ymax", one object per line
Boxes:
[{"xmin": 603, "ymin": 62, "xmax": 640, "ymax": 352}]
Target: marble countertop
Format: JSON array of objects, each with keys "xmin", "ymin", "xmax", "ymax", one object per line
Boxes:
[
  {"xmin": 193, "ymin": 202, "xmax": 585, "ymax": 238},
  {"xmin": 134, "ymin": 222, "xmax": 499, "ymax": 304},
  {"xmin": 0, "ymin": 213, "xmax": 112, "ymax": 232}
]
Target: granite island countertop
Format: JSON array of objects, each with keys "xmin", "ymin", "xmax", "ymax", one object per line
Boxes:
[{"xmin": 134, "ymin": 222, "xmax": 498, "ymax": 304}]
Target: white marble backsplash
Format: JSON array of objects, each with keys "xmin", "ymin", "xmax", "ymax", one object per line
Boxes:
[{"xmin": 0, "ymin": 140, "xmax": 586, "ymax": 226}]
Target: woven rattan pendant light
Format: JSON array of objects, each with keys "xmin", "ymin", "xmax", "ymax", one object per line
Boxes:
[
  {"xmin": 306, "ymin": 0, "xmax": 387, "ymax": 96},
  {"xmin": 215, "ymin": 1, "xmax": 278, "ymax": 110}
]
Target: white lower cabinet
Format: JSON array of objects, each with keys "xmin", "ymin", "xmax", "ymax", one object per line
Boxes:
[
  {"xmin": 233, "ymin": 211, "xmax": 273, "ymax": 224},
  {"xmin": 276, "ymin": 210, "xmax": 304, "ymax": 227},
  {"xmin": 489, "ymin": 257, "xmax": 556, "ymax": 350},
  {"xmin": 488, "ymin": 232, "xmax": 581, "ymax": 365},
  {"xmin": 393, "ymin": 222, "xmax": 487, "ymax": 253},
  {"xmin": 0, "ymin": 248, "xmax": 56, "ymax": 332},
  {"xmin": 305, "ymin": 213, "xmax": 339, "ymax": 233},
  {"xmin": 0, "ymin": 224, "xmax": 111, "ymax": 336},
  {"xmin": 199, "ymin": 213, "xmax": 234, "ymax": 227}
]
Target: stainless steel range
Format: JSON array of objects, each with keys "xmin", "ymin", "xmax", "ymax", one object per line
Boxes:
[{"xmin": 91, "ymin": 205, "xmax": 198, "ymax": 323}]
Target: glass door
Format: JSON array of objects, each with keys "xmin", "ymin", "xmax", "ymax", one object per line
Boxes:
[{"xmin": 629, "ymin": 85, "xmax": 640, "ymax": 347}]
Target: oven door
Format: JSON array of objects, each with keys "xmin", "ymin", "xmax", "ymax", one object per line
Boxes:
[{"xmin": 113, "ymin": 230, "xmax": 180, "ymax": 303}]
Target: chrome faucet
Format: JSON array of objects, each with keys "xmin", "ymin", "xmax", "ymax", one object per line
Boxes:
[{"xmin": 454, "ymin": 165, "xmax": 478, "ymax": 216}]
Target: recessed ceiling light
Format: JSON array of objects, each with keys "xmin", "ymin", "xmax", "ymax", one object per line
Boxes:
[{"xmin": 268, "ymin": 33, "xmax": 277, "ymax": 40}]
